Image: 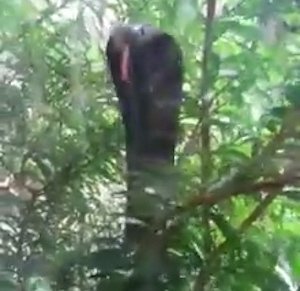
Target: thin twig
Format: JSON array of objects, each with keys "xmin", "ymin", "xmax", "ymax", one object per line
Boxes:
[
  {"xmin": 193, "ymin": 192, "xmax": 277, "ymax": 290},
  {"xmin": 195, "ymin": 1, "xmax": 217, "ymax": 290},
  {"xmin": 183, "ymin": 115, "xmax": 288, "ymax": 210}
]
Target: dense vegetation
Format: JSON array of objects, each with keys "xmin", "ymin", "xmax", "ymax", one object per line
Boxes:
[{"xmin": 1, "ymin": 0, "xmax": 300, "ymax": 290}]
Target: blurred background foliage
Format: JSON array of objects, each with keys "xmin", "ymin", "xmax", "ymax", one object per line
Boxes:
[{"xmin": 1, "ymin": 0, "xmax": 300, "ymax": 290}]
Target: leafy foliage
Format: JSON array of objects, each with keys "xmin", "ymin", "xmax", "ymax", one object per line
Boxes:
[{"xmin": 1, "ymin": 0, "xmax": 300, "ymax": 290}]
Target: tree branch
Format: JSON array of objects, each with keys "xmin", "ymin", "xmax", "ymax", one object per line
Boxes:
[
  {"xmin": 183, "ymin": 120, "xmax": 287, "ymax": 210},
  {"xmin": 198, "ymin": 0, "xmax": 217, "ymax": 274},
  {"xmin": 193, "ymin": 191, "xmax": 278, "ymax": 290}
]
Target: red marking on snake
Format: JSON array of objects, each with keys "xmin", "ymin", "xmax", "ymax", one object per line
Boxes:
[{"xmin": 120, "ymin": 44, "xmax": 130, "ymax": 83}]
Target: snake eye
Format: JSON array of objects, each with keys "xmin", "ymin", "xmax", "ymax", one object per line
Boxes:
[
  {"xmin": 140, "ymin": 26, "xmax": 145, "ymax": 35},
  {"xmin": 133, "ymin": 25, "xmax": 145, "ymax": 36}
]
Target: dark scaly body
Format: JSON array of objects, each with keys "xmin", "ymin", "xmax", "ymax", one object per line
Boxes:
[{"xmin": 106, "ymin": 24, "xmax": 183, "ymax": 169}]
